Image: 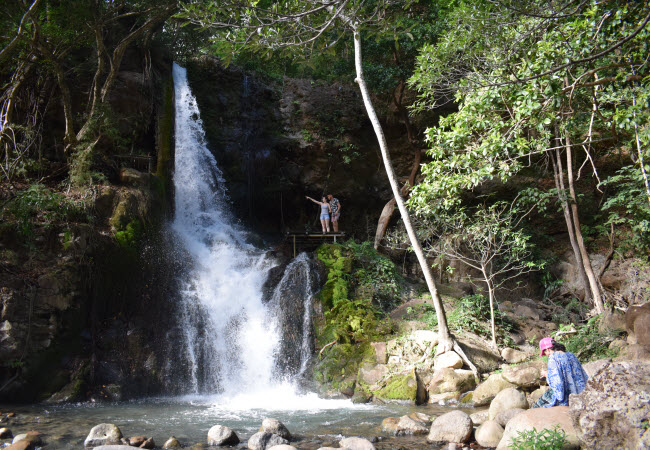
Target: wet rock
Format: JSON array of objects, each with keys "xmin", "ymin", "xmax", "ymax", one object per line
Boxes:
[
  {"xmin": 0, "ymin": 427, "xmax": 13, "ymax": 438},
  {"xmin": 408, "ymin": 411, "xmax": 432, "ymax": 424},
  {"xmin": 339, "ymin": 436, "xmax": 376, "ymax": 449},
  {"xmin": 501, "ymin": 348, "xmax": 528, "ymax": 364},
  {"xmin": 84, "ymin": 424, "xmax": 123, "ymax": 447},
  {"xmin": 472, "ymin": 373, "xmax": 516, "ymax": 406},
  {"xmin": 207, "ymin": 425, "xmax": 239, "ymax": 446},
  {"xmin": 475, "ymin": 420, "xmax": 504, "ymax": 448},
  {"xmin": 128, "ymin": 436, "xmax": 147, "ymax": 446},
  {"xmin": 501, "ymin": 360, "xmax": 545, "ymax": 388},
  {"xmin": 426, "ymin": 410, "xmax": 472, "ymax": 444},
  {"xmin": 488, "ymin": 388, "xmax": 528, "ymax": 420},
  {"xmin": 428, "ymin": 392, "xmax": 460, "ymax": 405},
  {"xmin": 380, "ymin": 417, "xmax": 400, "ymax": 435},
  {"xmin": 435, "ymin": 351, "xmax": 463, "ymax": 369},
  {"xmin": 267, "ymin": 446, "xmax": 297, "ymax": 450},
  {"xmin": 351, "ymin": 389, "xmax": 372, "ymax": 404},
  {"xmin": 12, "ymin": 431, "xmax": 42, "ymax": 446},
  {"xmin": 470, "ymin": 410, "xmax": 489, "ymax": 426},
  {"xmin": 569, "ymin": 360, "xmax": 650, "ymax": 449},
  {"xmin": 247, "ymin": 432, "xmax": 288, "ymax": 450},
  {"xmin": 373, "ymin": 369, "xmax": 422, "ymax": 404},
  {"xmin": 427, "ymin": 368, "xmax": 476, "ymax": 395},
  {"xmin": 396, "ymin": 415, "xmax": 429, "ymax": 435},
  {"xmin": 93, "ymin": 447, "xmax": 133, "ymax": 450},
  {"xmin": 497, "ymin": 406, "xmax": 580, "ymax": 449},
  {"xmin": 140, "ymin": 437, "xmax": 155, "ymax": 449},
  {"xmin": 5, "ymin": 441, "xmax": 36, "ymax": 450},
  {"xmin": 163, "ymin": 436, "xmax": 181, "ymax": 448},
  {"xmin": 494, "ymin": 408, "xmax": 525, "ymax": 427},
  {"xmin": 261, "ymin": 418, "xmax": 291, "ymax": 440}
]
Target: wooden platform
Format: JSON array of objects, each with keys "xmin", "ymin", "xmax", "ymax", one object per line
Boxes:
[{"xmin": 286, "ymin": 232, "xmax": 345, "ymax": 257}]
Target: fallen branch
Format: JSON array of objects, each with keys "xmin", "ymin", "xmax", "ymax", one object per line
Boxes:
[{"xmin": 318, "ymin": 339, "xmax": 337, "ymax": 357}]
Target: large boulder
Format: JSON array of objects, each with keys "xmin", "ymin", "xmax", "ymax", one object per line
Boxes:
[
  {"xmin": 497, "ymin": 406, "xmax": 580, "ymax": 449},
  {"xmin": 84, "ymin": 424, "xmax": 123, "ymax": 448},
  {"xmin": 339, "ymin": 437, "xmax": 376, "ymax": 449},
  {"xmin": 569, "ymin": 360, "xmax": 650, "ymax": 449},
  {"xmin": 624, "ymin": 302, "xmax": 650, "ymax": 337},
  {"xmin": 373, "ymin": 369, "xmax": 423, "ymax": 404},
  {"xmin": 501, "ymin": 360, "xmax": 545, "ymax": 388},
  {"xmin": 475, "ymin": 420, "xmax": 504, "ymax": 448},
  {"xmin": 581, "ymin": 358, "xmax": 611, "ymax": 377},
  {"xmin": 435, "ymin": 351, "xmax": 463, "ymax": 369},
  {"xmin": 488, "ymin": 388, "xmax": 528, "ymax": 420},
  {"xmin": 472, "ymin": 373, "xmax": 516, "ymax": 407},
  {"xmin": 427, "ymin": 410, "xmax": 472, "ymax": 444},
  {"xmin": 260, "ymin": 419, "xmax": 291, "ymax": 440},
  {"xmin": 247, "ymin": 432, "xmax": 288, "ymax": 450},
  {"xmin": 207, "ymin": 425, "xmax": 239, "ymax": 446},
  {"xmin": 501, "ymin": 348, "xmax": 528, "ymax": 364},
  {"xmin": 380, "ymin": 415, "xmax": 428, "ymax": 436},
  {"xmin": 457, "ymin": 335, "xmax": 502, "ymax": 373},
  {"xmin": 427, "ymin": 368, "xmax": 476, "ymax": 395},
  {"xmin": 470, "ymin": 410, "xmax": 489, "ymax": 426},
  {"xmin": 494, "ymin": 408, "xmax": 525, "ymax": 427}
]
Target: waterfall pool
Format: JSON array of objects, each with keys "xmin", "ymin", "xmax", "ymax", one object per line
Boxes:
[{"xmin": 0, "ymin": 394, "xmax": 470, "ymax": 449}]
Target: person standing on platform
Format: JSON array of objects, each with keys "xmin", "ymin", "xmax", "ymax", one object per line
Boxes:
[
  {"xmin": 327, "ymin": 194, "xmax": 341, "ymax": 232},
  {"xmin": 305, "ymin": 195, "xmax": 331, "ymax": 233}
]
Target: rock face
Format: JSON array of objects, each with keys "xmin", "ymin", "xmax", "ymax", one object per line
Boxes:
[
  {"xmin": 569, "ymin": 360, "xmax": 650, "ymax": 449},
  {"xmin": 488, "ymin": 388, "xmax": 528, "ymax": 420},
  {"xmin": 427, "ymin": 410, "xmax": 472, "ymax": 444},
  {"xmin": 84, "ymin": 424, "xmax": 123, "ymax": 447},
  {"xmin": 472, "ymin": 373, "xmax": 517, "ymax": 407},
  {"xmin": 475, "ymin": 420, "xmax": 504, "ymax": 448},
  {"xmin": 207, "ymin": 425, "xmax": 240, "ymax": 446},
  {"xmin": 497, "ymin": 406, "xmax": 580, "ymax": 449}
]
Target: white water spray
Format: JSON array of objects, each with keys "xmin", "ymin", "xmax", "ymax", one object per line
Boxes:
[{"xmin": 171, "ymin": 63, "xmax": 279, "ymax": 395}]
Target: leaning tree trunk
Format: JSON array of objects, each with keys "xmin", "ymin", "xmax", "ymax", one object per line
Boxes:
[{"xmin": 352, "ymin": 29, "xmax": 477, "ymax": 374}]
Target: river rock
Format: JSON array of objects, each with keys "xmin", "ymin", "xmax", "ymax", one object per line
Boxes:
[
  {"xmin": 380, "ymin": 417, "xmax": 399, "ymax": 435},
  {"xmin": 128, "ymin": 436, "xmax": 147, "ymax": 446},
  {"xmin": 408, "ymin": 412, "xmax": 432, "ymax": 424},
  {"xmin": 163, "ymin": 437, "xmax": 181, "ymax": 448},
  {"xmin": 208, "ymin": 425, "xmax": 239, "ymax": 446},
  {"xmin": 472, "ymin": 373, "xmax": 516, "ymax": 406},
  {"xmin": 85, "ymin": 424, "xmax": 123, "ymax": 447},
  {"xmin": 488, "ymin": 388, "xmax": 528, "ymax": 420},
  {"xmin": 475, "ymin": 420, "xmax": 504, "ymax": 448},
  {"xmin": 569, "ymin": 360, "xmax": 650, "ymax": 449},
  {"xmin": 339, "ymin": 436, "xmax": 376, "ymax": 449},
  {"xmin": 92, "ymin": 447, "xmax": 133, "ymax": 450},
  {"xmin": 261, "ymin": 418, "xmax": 291, "ymax": 440},
  {"xmin": 427, "ymin": 368, "xmax": 476, "ymax": 395},
  {"xmin": 5, "ymin": 442, "xmax": 36, "ymax": 450},
  {"xmin": 501, "ymin": 360, "xmax": 545, "ymax": 388},
  {"xmin": 497, "ymin": 406, "xmax": 580, "ymax": 449},
  {"xmin": 0, "ymin": 427, "xmax": 13, "ymax": 438},
  {"xmin": 501, "ymin": 348, "xmax": 528, "ymax": 364},
  {"xmin": 494, "ymin": 408, "xmax": 525, "ymax": 427},
  {"xmin": 435, "ymin": 351, "xmax": 463, "ymax": 369},
  {"xmin": 267, "ymin": 446, "xmax": 297, "ymax": 450},
  {"xmin": 427, "ymin": 410, "xmax": 472, "ymax": 444},
  {"xmin": 470, "ymin": 410, "xmax": 488, "ymax": 426},
  {"xmin": 247, "ymin": 432, "xmax": 288, "ymax": 450},
  {"xmin": 397, "ymin": 415, "xmax": 429, "ymax": 435},
  {"xmin": 140, "ymin": 437, "xmax": 155, "ymax": 449},
  {"xmin": 12, "ymin": 431, "xmax": 42, "ymax": 446}
]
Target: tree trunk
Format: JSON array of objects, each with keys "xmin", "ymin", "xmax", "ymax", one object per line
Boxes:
[
  {"xmin": 482, "ymin": 268, "xmax": 497, "ymax": 349},
  {"xmin": 564, "ymin": 136, "xmax": 604, "ymax": 313},
  {"xmin": 352, "ymin": 29, "xmax": 470, "ymax": 363}
]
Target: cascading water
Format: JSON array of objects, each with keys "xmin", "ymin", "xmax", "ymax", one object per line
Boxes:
[{"xmin": 171, "ymin": 63, "xmax": 280, "ymax": 396}]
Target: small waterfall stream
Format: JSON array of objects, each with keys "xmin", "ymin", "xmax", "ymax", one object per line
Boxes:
[{"xmin": 172, "ymin": 63, "xmax": 282, "ymax": 396}]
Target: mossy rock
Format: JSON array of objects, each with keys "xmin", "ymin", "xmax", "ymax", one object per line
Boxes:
[
  {"xmin": 313, "ymin": 343, "xmax": 371, "ymax": 392},
  {"xmin": 375, "ymin": 370, "xmax": 419, "ymax": 403}
]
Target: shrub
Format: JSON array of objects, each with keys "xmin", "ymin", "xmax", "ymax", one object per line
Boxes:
[
  {"xmin": 510, "ymin": 426, "xmax": 567, "ymax": 450},
  {"xmin": 554, "ymin": 315, "xmax": 623, "ymax": 362},
  {"xmin": 448, "ymin": 294, "xmax": 516, "ymax": 345}
]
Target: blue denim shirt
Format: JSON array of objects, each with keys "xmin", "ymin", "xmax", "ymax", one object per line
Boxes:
[{"xmin": 545, "ymin": 351, "xmax": 589, "ymax": 407}]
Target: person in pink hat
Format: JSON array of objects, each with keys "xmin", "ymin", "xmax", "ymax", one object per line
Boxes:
[{"xmin": 532, "ymin": 337, "xmax": 589, "ymax": 408}]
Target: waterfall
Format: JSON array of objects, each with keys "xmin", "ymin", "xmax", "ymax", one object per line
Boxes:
[{"xmin": 171, "ymin": 63, "xmax": 280, "ymax": 395}]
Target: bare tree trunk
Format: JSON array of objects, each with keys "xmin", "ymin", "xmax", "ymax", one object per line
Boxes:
[
  {"xmin": 565, "ymin": 136, "xmax": 604, "ymax": 313},
  {"xmin": 352, "ymin": 29, "xmax": 479, "ymax": 372},
  {"xmin": 482, "ymin": 268, "xmax": 497, "ymax": 349}
]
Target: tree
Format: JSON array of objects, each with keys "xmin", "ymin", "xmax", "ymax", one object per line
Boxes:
[
  {"xmin": 418, "ymin": 201, "xmax": 541, "ymax": 348},
  {"xmin": 408, "ymin": 0, "xmax": 650, "ymax": 313},
  {"xmin": 180, "ymin": 0, "xmax": 477, "ymax": 371}
]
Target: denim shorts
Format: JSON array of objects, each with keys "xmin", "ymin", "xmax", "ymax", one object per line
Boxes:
[{"xmin": 320, "ymin": 214, "xmax": 330, "ymax": 220}]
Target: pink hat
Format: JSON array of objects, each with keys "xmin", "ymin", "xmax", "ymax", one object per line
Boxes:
[{"xmin": 539, "ymin": 337, "xmax": 554, "ymax": 356}]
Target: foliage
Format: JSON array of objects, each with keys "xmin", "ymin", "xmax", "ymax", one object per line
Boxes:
[
  {"xmin": 510, "ymin": 425, "xmax": 568, "ymax": 450},
  {"xmin": 316, "ymin": 243, "xmax": 352, "ymax": 309},
  {"xmin": 600, "ymin": 165, "xmax": 650, "ymax": 254},
  {"xmin": 320, "ymin": 299, "xmax": 392, "ymax": 345},
  {"xmin": 0, "ymin": 184, "xmax": 88, "ymax": 239},
  {"xmin": 115, "ymin": 219, "xmax": 144, "ymax": 250},
  {"xmin": 404, "ymin": 302, "xmax": 438, "ymax": 328},
  {"xmin": 448, "ymin": 294, "xmax": 516, "ymax": 345},
  {"xmin": 554, "ymin": 315, "xmax": 623, "ymax": 362}
]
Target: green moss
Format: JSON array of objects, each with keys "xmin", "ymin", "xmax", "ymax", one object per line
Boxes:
[
  {"xmin": 375, "ymin": 370, "xmax": 418, "ymax": 402},
  {"xmin": 316, "ymin": 243, "xmax": 352, "ymax": 308},
  {"xmin": 115, "ymin": 219, "xmax": 143, "ymax": 250},
  {"xmin": 459, "ymin": 391, "xmax": 474, "ymax": 404},
  {"xmin": 313, "ymin": 343, "xmax": 372, "ymax": 391}
]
